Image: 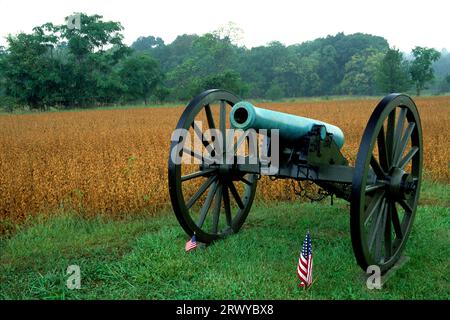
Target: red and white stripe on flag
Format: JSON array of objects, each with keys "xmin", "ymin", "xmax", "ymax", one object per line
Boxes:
[
  {"xmin": 297, "ymin": 231, "xmax": 313, "ymax": 287},
  {"xmin": 185, "ymin": 234, "xmax": 198, "ymax": 252},
  {"xmin": 297, "ymin": 254, "xmax": 313, "ymax": 287}
]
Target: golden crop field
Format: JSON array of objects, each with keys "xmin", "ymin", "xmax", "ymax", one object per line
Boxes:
[{"xmin": 0, "ymin": 96, "xmax": 449, "ymax": 232}]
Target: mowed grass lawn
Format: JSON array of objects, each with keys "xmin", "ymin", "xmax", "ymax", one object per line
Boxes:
[{"xmin": 0, "ymin": 181, "xmax": 448, "ymax": 300}]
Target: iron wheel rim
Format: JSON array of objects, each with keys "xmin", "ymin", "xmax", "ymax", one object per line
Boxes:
[
  {"xmin": 168, "ymin": 89, "xmax": 258, "ymax": 243},
  {"xmin": 351, "ymin": 93, "xmax": 423, "ymax": 272}
]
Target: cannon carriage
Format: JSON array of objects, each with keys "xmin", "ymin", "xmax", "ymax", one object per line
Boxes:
[{"xmin": 168, "ymin": 89, "xmax": 423, "ymax": 272}]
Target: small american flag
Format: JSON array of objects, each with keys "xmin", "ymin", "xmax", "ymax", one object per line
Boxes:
[
  {"xmin": 185, "ymin": 234, "xmax": 198, "ymax": 252},
  {"xmin": 297, "ymin": 231, "xmax": 313, "ymax": 287}
]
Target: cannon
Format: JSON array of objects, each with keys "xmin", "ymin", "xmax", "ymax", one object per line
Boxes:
[{"xmin": 168, "ymin": 89, "xmax": 423, "ymax": 272}]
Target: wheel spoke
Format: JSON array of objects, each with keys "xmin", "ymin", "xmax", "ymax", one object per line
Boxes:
[
  {"xmin": 393, "ymin": 108, "xmax": 407, "ymax": 159},
  {"xmin": 375, "ymin": 200, "xmax": 388, "ymax": 262},
  {"xmin": 364, "ymin": 191, "xmax": 385, "ymax": 226},
  {"xmin": 239, "ymin": 176, "xmax": 252, "ymax": 186},
  {"xmin": 224, "ymin": 129, "xmax": 236, "ymax": 160},
  {"xmin": 183, "ymin": 146, "xmax": 213, "ymax": 163},
  {"xmin": 228, "ymin": 181, "xmax": 245, "ymax": 209},
  {"xmin": 377, "ymin": 126, "xmax": 389, "ymax": 171},
  {"xmin": 181, "ymin": 168, "xmax": 216, "ymax": 182},
  {"xmin": 220, "ymin": 100, "xmax": 226, "ymax": 154},
  {"xmin": 370, "ymin": 155, "xmax": 385, "ymax": 178},
  {"xmin": 365, "ymin": 183, "xmax": 385, "ymax": 193},
  {"xmin": 192, "ymin": 121, "xmax": 210, "ymax": 149},
  {"xmin": 211, "ymin": 184, "xmax": 222, "ymax": 234},
  {"xmin": 391, "ymin": 203, "xmax": 403, "ymax": 239},
  {"xmin": 204, "ymin": 104, "xmax": 216, "ymax": 129},
  {"xmin": 384, "ymin": 201, "xmax": 393, "ymax": 259},
  {"xmin": 386, "ymin": 110, "xmax": 396, "ymax": 167},
  {"xmin": 398, "ymin": 146, "xmax": 418, "ymax": 170},
  {"xmin": 223, "ymin": 184, "xmax": 232, "ymax": 227},
  {"xmin": 397, "ymin": 198, "xmax": 413, "ymax": 214},
  {"xmin": 197, "ymin": 180, "xmax": 219, "ymax": 228},
  {"xmin": 368, "ymin": 198, "xmax": 386, "ymax": 251},
  {"xmin": 393, "ymin": 122, "xmax": 415, "ymax": 167},
  {"xmin": 234, "ymin": 131, "xmax": 248, "ymax": 155},
  {"xmin": 186, "ymin": 176, "xmax": 216, "ymax": 209}
]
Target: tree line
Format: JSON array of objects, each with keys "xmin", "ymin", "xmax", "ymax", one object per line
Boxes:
[{"xmin": 0, "ymin": 13, "xmax": 448, "ymax": 111}]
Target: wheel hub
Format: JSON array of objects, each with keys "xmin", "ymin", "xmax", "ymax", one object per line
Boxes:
[
  {"xmin": 218, "ymin": 164, "xmax": 233, "ymax": 176},
  {"xmin": 388, "ymin": 167, "xmax": 415, "ymax": 200}
]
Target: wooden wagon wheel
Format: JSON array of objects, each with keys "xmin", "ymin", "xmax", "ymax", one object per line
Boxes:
[
  {"xmin": 351, "ymin": 93, "xmax": 423, "ymax": 272},
  {"xmin": 168, "ymin": 89, "xmax": 258, "ymax": 243}
]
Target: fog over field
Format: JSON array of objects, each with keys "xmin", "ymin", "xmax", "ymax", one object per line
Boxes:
[{"xmin": 0, "ymin": 0, "xmax": 448, "ymax": 52}]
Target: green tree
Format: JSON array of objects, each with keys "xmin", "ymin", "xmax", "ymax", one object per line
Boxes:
[
  {"xmin": 291, "ymin": 32, "xmax": 389, "ymax": 94},
  {"xmin": 1, "ymin": 21, "xmax": 402, "ymax": 106},
  {"xmin": 119, "ymin": 54, "xmax": 163, "ymax": 104},
  {"xmin": 409, "ymin": 47, "xmax": 441, "ymax": 95},
  {"xmin": 131, "ymin": 35, "xmax": 166, "ymax": 65},
  {"xmin": 0, "ymin": 30, "xmax": 60, "ymax": 109},
  {"xmin": 131, "ymin": 36, "xmax": 164, "ymax": 52},
  {"xmin": 340, "ymin": 48, "xmax": 384, "ymax": 95},
  {"xmin": 265, "ymin": 83, "xmax": 284, "ymax": 101},
  {"xmin": 153, "ymin": 86, "xmax": 170, "ymax": 103},
  {"xmin": 315, "ymin": 45, "xmax": 339, "ymax": 94},
  {"xmin": 46, "ymin": 13, "xmax": 130, "ymax": 107},
  {"xmin": 165, "ymin": 32, "xmax": 240, "ymax": 100},
  {"xmin": 193, "ymin": 70, "xmax": 247, "ymax": 96},
  {"xmin": 131, "ymin": 31, "xmax": 391, "ymax": 100},
  {"xmin": 0, "ymin": 13, "xmax": 131, "ymax": 108},
  {"xmin": 274, "ymin": 54, "xmax": 321, "ymax": 97},
  {"xmin": 0, "ymin": 46, "xmax": 6, "ymax": 99},
  {"xmin": 158, "ymin": 34, "xmax": 199, "ymax": 72},
  {"xmin": 240, "ymin": 41, "xmax": 288, "ymax": 97},
  {"xmin": 166, "ymin": 58, "xmax": 198, "ymax": 100},
  {"xmin": 376, "ymin": 48, "xmax": 410, "ymax": 94},
  {"xmin": 429, "ymin": 50, "xmax": 450, "ymax": 93}
]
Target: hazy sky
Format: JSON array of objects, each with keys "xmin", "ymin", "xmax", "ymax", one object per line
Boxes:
[{"xmin": 0, "ymin": 0, "xmax": 448, "ymax": 52}]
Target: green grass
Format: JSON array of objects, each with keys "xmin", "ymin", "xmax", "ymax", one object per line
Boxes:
[{"xmin": 0, "ymin": 182, "xmax": 448, "ymax": 300}]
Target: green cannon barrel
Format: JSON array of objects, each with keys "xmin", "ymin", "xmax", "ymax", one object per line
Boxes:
[{"xmin": 229, "ymin": 101, "xmax": 345, "ymax": 149}]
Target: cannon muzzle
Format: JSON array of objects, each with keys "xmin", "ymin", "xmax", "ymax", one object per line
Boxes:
[{"xmin": 230, "ymin": 101, "xmax": 345, "ymax": 149}]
